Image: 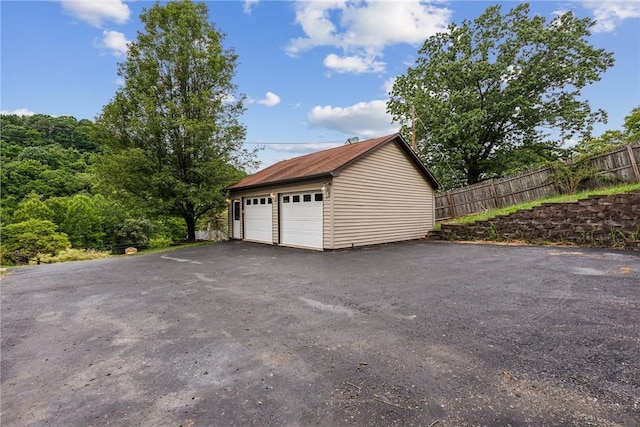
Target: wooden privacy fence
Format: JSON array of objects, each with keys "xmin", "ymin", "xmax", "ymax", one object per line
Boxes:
[{"xmin": 435, "ymin": 142, "xmax": 640, "ymax": 221}]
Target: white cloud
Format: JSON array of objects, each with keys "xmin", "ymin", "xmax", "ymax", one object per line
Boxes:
[
  {"xmin": 96, "ymin": 30, "xmax": 129, "ymax": 57},
  {"xmin": 339, "ymin": 1, "xmax": 451, "ymax": 48},
  {"xmin": 286, "ymin": 1, "xmax": 342, "ymax": 56},
  {"xmin": 323, "ymin": 53, "xmax": 385, "ymax": 74},
  {"xmin": 0, "ymin": 108, "xmax": 36, "ymax": 116},
  {"xmin": 255, "ymin": 92, "xmax": 281, "ymax": 107},
  {"xmin": 307, "ymin": 100, "xmax": 399, "ymax": 137},
  {"xmin": 287, "ymin": 1, "xmax": 451, "ymax": 74},
  {"xmin": 60, "ymin": 0, "xmax": 130, "ymax": 28},
  {"xmin": 582, "ymin": 1, "xmax": 640, "ymax": 32},
  {"xmin": 243, "ymin": 0, "xmax": 259, "ymax": 14}
]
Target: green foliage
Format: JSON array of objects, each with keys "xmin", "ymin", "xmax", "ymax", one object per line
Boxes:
[
  {"xmin": 96, "ymin": 0, "xmax": 256, "ymax": 240},
  {"xmin": 0, "ymin": 113, "xmax": 181, "ymax": 257},
  {"xmin": 388, "ymin": 3, "xmax": 614, "ymax": 188},
  {"xmin": 113, "ymin": 218, "xmax": 154, "ymax": 250},
  {"xmin": 60, "ymin": 194, "xmax": 105, "ymax": 250},
  {"xmin": 44, "ymin": 197, "xmax": 71, "ymax": 226},
  {"xmin": 573, "ymin": 130, "xmax": 625, "ymax": 158},
  {"xmin": 1, "ymin": 114, "xmax": 101, "ymax": 200},
  {"xmin": 573, "ymin": 106, "xmax": 640, "ymax": 157},
  {"xmin": 624, "ymin": 106, "xmax": 640, "ymax": 142},
  {"xmin": 153, "ymin": 216, "xmax": 187, "ymax": 242},
  {"xmin": 2, "ymin": 219, "xmax": 70, "ymax": 262},
  {"xmin": 12, "ymin": 193, "xmax": 55, "ymax": 222},
  {"xmin": 38, "ymin": 248, "xmax": 111, "ymax": 264},
  {"xmin": 149, "ymin": 236, "xmax": 174, "ymax": 249},
  {"xmin": 549, "ymin": 160, "xmax": 598, "ymax": 194}
]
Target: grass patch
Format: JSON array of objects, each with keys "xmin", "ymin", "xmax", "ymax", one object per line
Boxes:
[{"xmin": 441, "ymin": 182, "xmax": 640, "ymax": 225}]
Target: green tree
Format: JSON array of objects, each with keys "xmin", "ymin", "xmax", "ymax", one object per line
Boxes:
[
  {"xmin": 12, "ymin": 193, "xmax": 55, "ymax": 222},
  {"xmin": 2, "ymin": 219, "xmax": 70, "ymax": 262},
  {"xmin": 624, "ymin": 106, "xmax": 640, "ymax": 142},
  {"xmin": 96, "ymin": 0, "xmax": 254, "ymax": 240},
  {"xmin": 60, "ymin": 194, "xmax": 104, "ymax": 249},
  {"xmin": 1, "ymin": 114, "xmax": 100, "ymax": 202},
  {"xmin": 44, "ymin": 196, "xmax": 71, "ymax": 226},
  {"xmin": 387, "ymin": 3, "xmax": 614, "ymax": 188},
  {"xmin": 574, "ymin": 106, "xmax": 640, "ymax": 157},
  {"xmin": 1, "ymin": 159, "xmax": 49, "ymax": 199}
]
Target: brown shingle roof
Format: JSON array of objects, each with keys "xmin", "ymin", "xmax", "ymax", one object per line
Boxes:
[{"xmin": 226, "ymin": 133, "xmax": 439, "ymax": 191}]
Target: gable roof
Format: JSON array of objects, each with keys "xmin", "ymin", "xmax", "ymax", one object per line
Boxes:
[{"xmin": 226, "ymin": 133, "xmax": 440, "ymax": 191}]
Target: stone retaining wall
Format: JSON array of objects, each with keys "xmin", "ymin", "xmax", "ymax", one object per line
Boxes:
[{"xmin": 439, "ymin": 191, "xmax": 640, "ymax": 251}]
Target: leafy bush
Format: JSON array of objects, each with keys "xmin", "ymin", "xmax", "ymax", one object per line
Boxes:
[
  {"xmin": 2, "ymin": 219, "xmax": 70, "ymax": 264},
  {"xmin": 39, "ymin": 248, "xmax": 110, "ymax": 263},
  {"xmin": 148, "ymin": 236, "xmax": 173, "ymax": 249},
  {"xmin": 153, "ymin": 217, "xmax": 186, "ymax": 242},
  {"xmin": 113, "ymin": 218, "xmax": 153, "ymax": 248},
  {"xmin": 550, "ymin": 160, "xmax": 598, "ymax": 194}
]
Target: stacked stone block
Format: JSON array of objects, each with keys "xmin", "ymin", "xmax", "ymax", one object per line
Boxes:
[{"xmin": 440, "ymin": 191, "xmax": 640, "ymax": 251}]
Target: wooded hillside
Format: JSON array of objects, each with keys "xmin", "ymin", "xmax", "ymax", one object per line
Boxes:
[{"xmin": 1, "ymin": 114, "xmax": 188, "ymax": 263}]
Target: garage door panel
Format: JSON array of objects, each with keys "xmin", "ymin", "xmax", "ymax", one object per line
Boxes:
[
  {"xmin": 281, "ymin": 193, "xmax": 323, "ymax": 249},
  {"xmin": 244, "ymin": 196, "xmax": 272, "ymax": 243}
]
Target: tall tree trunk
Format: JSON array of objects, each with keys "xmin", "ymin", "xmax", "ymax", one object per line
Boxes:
[
  {"xmin": 466, "ymin": 161, "xmax": 482, "ymax": 185},
  {"xmin": 185, "ymin": 215, "xmax": 196, "ymax": 241}
]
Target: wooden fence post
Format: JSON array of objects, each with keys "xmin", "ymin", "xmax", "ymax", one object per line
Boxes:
[
  {"xmin": 447, "ymin": 191, "xmax": 456, "ymax": 219},
  {"xmin": 489, "ymin": 179, "xmax": 499, "ymax": 209},
  {"xmin": 626, "ymin": 144, "xmax": 640, "ymax": 182}
]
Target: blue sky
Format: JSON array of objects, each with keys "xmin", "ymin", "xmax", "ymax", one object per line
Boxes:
[{"xmin": 2, "ymin": 1, "xmax": 639, "ymax": 169}]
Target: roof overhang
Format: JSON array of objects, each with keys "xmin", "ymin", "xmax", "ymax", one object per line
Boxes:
[{"xmin": 226, "ymin": 172, "xmax": 333, "ymax": 193}]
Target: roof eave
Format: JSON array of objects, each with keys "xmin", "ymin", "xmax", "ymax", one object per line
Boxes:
[{"xmin": 226, "ymin": 172, "xmax": 333, "ymax": 193}]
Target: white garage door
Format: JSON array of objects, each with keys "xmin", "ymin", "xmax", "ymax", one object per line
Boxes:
[
  {"xmin": 244, "ymin": 196, "xmax": 272, "ymax": 243},
  {"xmin": 280, "ymin": 192, "xmax": 323, "ymax": 249}
]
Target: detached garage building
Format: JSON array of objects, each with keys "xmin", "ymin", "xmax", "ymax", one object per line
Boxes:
[{"xmin": 226, "ymin": 133, "xmax": 440, "ymax": 250}]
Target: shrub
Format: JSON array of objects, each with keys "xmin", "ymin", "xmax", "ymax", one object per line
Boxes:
[
  {"xmin": 550, "ymin": 160, "xmax": 598, "ymax": 194},
  {"xmin": 39, "ymin": 248, "xmax": 111, "ymax": 263},
  {"xmin": 112, "ymin": 218, "xmax": 154, "ymax": 251},
  {"xmin": 148, "ymin": 236, "xmax": 173, "ymax": 249},
  {"xmin": 2, "ymin": 219, "xmax": 70, "ymax": 263}
]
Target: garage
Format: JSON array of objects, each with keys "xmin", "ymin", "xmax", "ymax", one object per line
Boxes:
[
  {"xmin": 280, "ymin": 192, "xmax": 323, "ymax": 249},
  {"xmin": 227, "ymin": 133, "xmax": 440, "ymax": 250},
  {"xmin": 243, "ymin": 196, "xmax": 272, "ymax": 243}
]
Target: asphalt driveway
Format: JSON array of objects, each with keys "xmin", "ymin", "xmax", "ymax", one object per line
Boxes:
[{"xmin": 2, "ymin": 241, "xmax": 639, "ymax": 426}]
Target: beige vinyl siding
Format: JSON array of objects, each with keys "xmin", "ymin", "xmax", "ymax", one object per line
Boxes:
[
  {"xmin": 331, "ymin": 142, "xmax": 434, "ymax": 249},
  {"xmin": 230, "ymin": 179, "xmax": 327, "ymax": 246}
]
